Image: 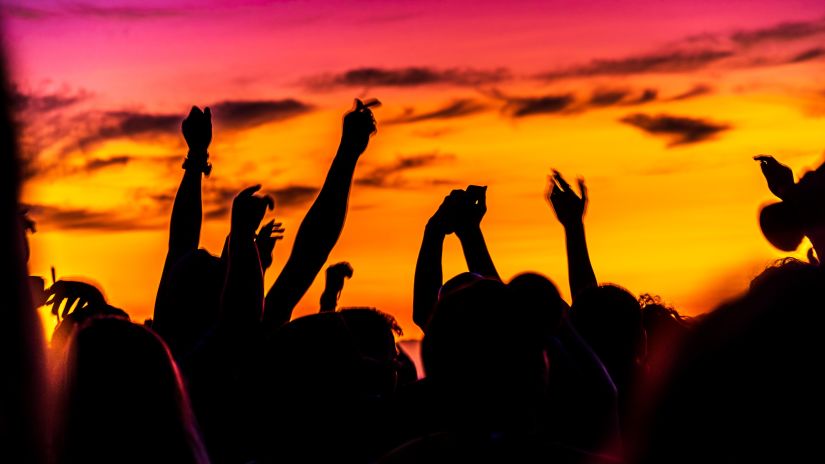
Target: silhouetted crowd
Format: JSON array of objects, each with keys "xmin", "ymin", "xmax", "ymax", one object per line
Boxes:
[{"xmin": 5, "ymin": 90, "xmax": 825, "ymax": 464}]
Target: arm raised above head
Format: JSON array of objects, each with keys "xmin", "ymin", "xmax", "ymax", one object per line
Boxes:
[
  {"xmin": 263, "ymin": 99, "xmax": 379, "ymax": 330},
  {"xmin": 547, "ymin": 170, "xmax": 596, "ymax": 300}
]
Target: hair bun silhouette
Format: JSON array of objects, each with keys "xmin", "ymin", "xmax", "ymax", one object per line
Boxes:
[{"xmin": 759, "ymin": 202, "xmax": 804, "ymax": 251}]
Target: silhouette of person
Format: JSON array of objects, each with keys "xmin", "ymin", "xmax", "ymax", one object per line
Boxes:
[
  {"xmin": 254, "ymin": 307, "xmax": 402, "ymax": 463},
  {"xmin": 263, "ymin": 98, "xmax": 380, "ymax": 330},
  {"xmin": 509, "ymin": 272, "xmax": 622, "ymax": 456},
  {"xmin": 183, "ymin": 184, "xmax": 280, "ymax": 463},
  {"xmin": 547, "ymin": 170, "xmax": 645, "ymax": 436},
  {"xmin": 54, "ymin": 317, "xmax": 209, "ymax": 464},
  {"xmin": 631, "ymin": 259, "xmax": 825, "ymax": 464},
  {"xmin": 755, "ymin": 154, "xmax": 825, "ymax": 261},
  {"xmin": 152, "ymin": 106, "xmax": 224, "ymax": 361},
  {"xmin": 0, "ymin": 62, "xmax": 49, "ymax": 464},
  {"xmin": 413, "ymin": 186, "xmax": 499, "ymax": 331}
]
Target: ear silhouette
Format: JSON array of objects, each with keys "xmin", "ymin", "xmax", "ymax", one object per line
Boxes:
[{"xmin": 759, "ymin": 202, "xmax": 805, "ymax": 251}]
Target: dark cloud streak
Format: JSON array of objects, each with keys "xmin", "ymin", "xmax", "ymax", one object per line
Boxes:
[
  {"xmin": 83, "ymin": 156, "xmax": 131, "ymax": 172},
  {"xmin": 211, "ymin": 99, "xmax": 312, "ymax": 129},
  {"xmin": 620, "ymin": 113, "xmax": 731, "ymax": 146},
  {"xmin": 788, "ymin": 47, "xmax": 825, "ymax": 63},
  {"xmin": 304, "ymin": 67, "xmax": 510, "ymax": 89},
  {"xmin": 357, "ymin": 153, "xmax": 454, "ymax": 188},
  {"xmin": 540, "ymin": 49, "xmax": 734, "ymax": 80},
  {"xmin": 731, "ymin": 19, "xmax": 825, "ymax": 46},
  {"xmin": 386, "ymin": 99, "xmax": 487, "ymax": 124},
  {"xmin": 502, "ymin": 94, "xmax": 575, "ymax": 117},
  {"xmin": 26, "ymin": 204, "xmax": 162, "ymax": 232},
  {"xmin": 667, "ymin": 85, "xmax": 714, "ymax": 101},
  {"xmin": 73, "ymin": 111, "xmax": 180, "ymax": 151},
  {"xmin": 270, "ymin": 185, "xmax": 319, "ymax": 208},
  {"xmin": 3, "ymin": 2, "xmax": 184, "ymax": 20}
]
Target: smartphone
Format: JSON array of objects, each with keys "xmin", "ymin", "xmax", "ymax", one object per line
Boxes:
[{"xmin": 466, "ymin": 185, "xmax": 487, "ymax": 205}]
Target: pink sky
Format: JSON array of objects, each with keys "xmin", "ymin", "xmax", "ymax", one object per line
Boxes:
[{"xmin": 2, "ymin": 0, "xmax": 824, "ymax": 337}]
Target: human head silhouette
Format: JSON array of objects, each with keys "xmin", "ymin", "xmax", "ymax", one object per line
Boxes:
[
  {"xmin": 569, "ymin": 284, "xmax": 644, "ymax": 389},
  {"xmin": 160, "ymin": 249, "xmax": 223, "ymax": 357},
  {"xmin": 56, "ymin": 317, "xmax": 207, "ymax": 464},
  {"xmin": 759, "ymin": 202, "xmax": 805, "ymax": 251},
  {"xmin": 508, "ymin": 272, "xmax": 567, "ymax": 335},
  {"xmin": 423, "ymin": 278, "xmax": 550, "ymax": 429}
]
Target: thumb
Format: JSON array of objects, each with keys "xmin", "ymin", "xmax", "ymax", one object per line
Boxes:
[
  {"xmin": 263, "ymin": 194, "xmax": 275, "ymax": 210},
  {"xmin": 239, "ymin": 185, "xmax": 262, "ymax": 198}
]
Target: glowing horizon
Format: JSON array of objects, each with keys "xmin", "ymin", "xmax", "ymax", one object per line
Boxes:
[{"xmin": 3, "ymin": 0, "xmax": 824, "ymax": 338}]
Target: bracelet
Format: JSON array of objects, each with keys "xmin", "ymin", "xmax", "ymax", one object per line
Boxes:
[{"xmin": 182, "ymin": 155, "xmax": 212, "ymax": 176}]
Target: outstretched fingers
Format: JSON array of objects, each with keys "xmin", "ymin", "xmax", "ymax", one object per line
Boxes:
[
  {"xmin": 552, "ymin": 169, "xmax": 572, "ymax": 192},
  {"xmin": 578, "ymin": 177, "xmax": 588, "ymax": 205}
]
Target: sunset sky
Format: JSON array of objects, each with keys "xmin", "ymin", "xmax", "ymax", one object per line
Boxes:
[{"xmin": 2, "ymin": 0, "xmax": 824, "ymax": 338}]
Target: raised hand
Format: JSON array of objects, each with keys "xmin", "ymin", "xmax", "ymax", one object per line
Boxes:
[
  {"xmin": 339, "ymin": 98, "xmax": 380, "ymax": 157},
  {"xmin": 454, "ymin": 185, "xmax": 488, "ymax": 239},
  {"xmin": 547, "ymin": 170, "xmax": 588, "ymax": 228},
  {"xmin": 232, "ymin": 185, "xmax": 275, "ymax": 238},
  {"xmin": 319, "ymin": 262, "xmax": 353, "ymax": 312},
  {"xmin": 182, "ymin": 106, "xmax": 212, "ymax": 155},
  {"xmin": 256, "ymin": 219, "xmax": 285, "ymax": 271},
  {"xmin": 428, "ymin": 189, "xmax": 465, "ymax": 235},
  {"xmin": 754, "ymin": 155, "xmax": 794, "ymax": 200},
  {"xmin": 46, "ymin": 280, "xmax": 106, "ymax": 320},
  {"xmin": 327, "ymin": 261, "xmax": 353, "ymax": 290}
]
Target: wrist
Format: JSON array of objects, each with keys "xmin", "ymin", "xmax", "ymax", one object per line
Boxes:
[
  {"xmin": 338, "ymin": 134, "xmax": 368, "ymax": 156},
  {"xmin": 187, "ymin": 148, "xmax": 209, "ymax": 159},
  {"xmin": 563, "ymin": 220, "xmax": 585, "ymax": 233},
  {"xmin": 230, "ymin": 227, "xmax": 257, "ymax": 242},
  {"xmin": 455, "ymin": 224, "xmax": 482, "ymax": 241},
  {"xmin": 425, "ymin": 220, "xmax": 448, "ymax": 237},
  {"xmin": 183, "ymin": 153, "xmax": 212, "ymax": 176}
]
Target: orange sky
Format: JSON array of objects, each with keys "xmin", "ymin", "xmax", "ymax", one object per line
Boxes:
[{"xmin": 2, "ymin": 1, "xmax": 824, "ymax": 338}]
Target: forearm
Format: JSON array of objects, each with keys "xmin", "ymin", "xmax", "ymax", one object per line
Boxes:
[
  {"xmin": 413, "ymin": 224, "xmax": 446, "ymax": 331},
  {"xmin": 155, "ymin": 167, "xmax": 204, "ymax": 318},
  {"xmin": 457, "ymin": 226, "xmax": 500, "ymax": 280},
  {"xmin": 319, "ymin": 288, "xmax": 339, "ymax": 312},
  {"xmin": 263, "ymin": 148, "xmax": 359, "ymax": 327},
  {"xmin": 168, "ymin": 167, "xmax": 203, "ymax": 257},
  {"xmin": 564, "ymin": 221, "xmax": 597, "ymax": 299},
  {"xmin": 221, "ymin": 231, "xmax": 264, "ymax": 330},
  {"xmin": 293, "ymin": 148, "xmax": 358, "ymax": 259}
]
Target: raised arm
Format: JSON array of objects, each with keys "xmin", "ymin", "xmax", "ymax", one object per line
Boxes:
[
  {"xmin": 413, "ymin": 192, "xmax": 457, "ymax": 331},
  {"xmin": 548, "ymin": 170, "xmax": 596, "ymax": 300},
  {"xmin": 167, "ymin": 106, "xmax": 212, "ymax": 265},
  {"xmin": 220, "ymin": 185, "xmax": 274, "ymax": 330},
  {"xmin": 155, "ymin": 107, "xmax": 212, "ymax": 306},
  {"xmin": 152, "ymin": 106, "xmax": 214, "ymax": 356},
  {"xmin": 263, "ymin": 99, "xmax": 378, "ymax": 329},
  {"xmin": 454, "ymin": 185, "xmax": 500, "ymax": 280}
]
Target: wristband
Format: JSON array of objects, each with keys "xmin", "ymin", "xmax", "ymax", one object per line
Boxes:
[{"xmin": 182, "ymin": 155, "xmax": 212, "ymax": 176}]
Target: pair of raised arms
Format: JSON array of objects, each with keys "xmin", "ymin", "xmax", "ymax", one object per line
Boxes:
[{"xmin": 413, "ymin": 170, "xmax": 593, "ymax": 331}]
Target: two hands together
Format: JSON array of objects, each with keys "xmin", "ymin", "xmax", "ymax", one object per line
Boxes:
[{"xmin": 428, "ymin": 185, "xmax": 488, "ymax": 239}]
